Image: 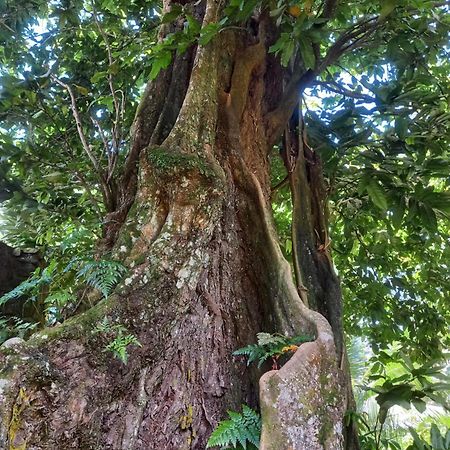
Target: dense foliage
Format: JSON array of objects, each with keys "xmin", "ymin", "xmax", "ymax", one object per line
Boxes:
[{"xmin": 0, "ymin": 0, "xmax": 449, "ymax": 448}]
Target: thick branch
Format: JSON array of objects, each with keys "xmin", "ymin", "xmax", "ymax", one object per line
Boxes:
[{"xmin": 265, "ymin": 70, "xmax": 315, "ymax": 147}]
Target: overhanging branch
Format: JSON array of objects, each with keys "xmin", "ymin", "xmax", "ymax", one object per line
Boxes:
[
  {"xmin": 265, "ymin": 14, "xmax": 383, "ymax": 146},
  {"xmin": 265, "ymin": 70, "xmax": 315, "ymax": 147},
  {"xmin": 314, "ymin": 80, "xmax": 376, "ymax": 102},
  {"xmin": 317, "ymin": 16, "xmax": 381, "ymax": 72}
]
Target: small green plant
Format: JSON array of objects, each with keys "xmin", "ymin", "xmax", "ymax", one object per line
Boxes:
[
  {"xmin": 0, "ymin": 316, "xmax": 38, "ymax": 345},
  {"xmin": 94, "ymin": 318, "xmax": 141, "ymax": 364},
  {"xmin": 0, "ymin": 257, "xmax": 127, "ymax": 328},
  {"xmin": 233, "ymin": 332, "xmax": 312, "ymax": 369},
  {"xmin": 347, "ymin": 346, "xmax": 450, "ymax": 450},
  {"xmin": 0, "ymin": 258, "xmax": 126, "ymax": 307},
  {"xmin": 0, "ymin": 260, "xmax": 57, "ymax": 307},
  {"xmin": 206, "ymin": 404, "xmax": 261, "ymax": 450},
  {"xmin": 65, "ymin": 258, "xmax": 127, "ymax": 298}
]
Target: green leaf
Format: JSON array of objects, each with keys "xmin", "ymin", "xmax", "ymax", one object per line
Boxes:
[
  {"xmin": 186, "ymin": 14, "xmax": 201, "ymax": 35},
  {"xmin": 418, "ymin": 204, "xmax": 437, "ymax": 232},
  {"xmin": 380, "ymin": 0, "xmax": 397, "ymax": 18},
  {"xmin": 74, "ymin": 84, "xmax": 89, "ymax": 96},
  {"xmin": 430, "ymin": 424, "xmax": 445, "ymax": 450},
  {"xmin": 207, "ymin": 405, "xmax": 261, "ymax": 449},
  {"xmin": 161, "ymin": 5, "xmax": 183, "ymax": 24},
  {"xmin": 391, "ymin": 199, "xmax": 405, "ymax": 229},
  {"xmin": 409, "ymin": 427, "xmax": 426, "ymax": 450},
  {"xmin": 149, "ymin": 51, "xmax": 173, "ymax": 80},
  {"xmin": 366, "ymin": 181, "xmax": 388, "ymax": 210},
  {"xmin": 91, "ymin": 71, "xmax": 107, "ymax": 83},
  {"xmin": 444, "ymin": 430, "xmax": 450, "ymax": 449},
  {"xmin": 395, "ymin": 117, "xmax": 408, "ymax": 140},
  {"xmin": 281, "ymin": 40, "xmax": 295, "ymax": 67},
  {"xmin": 108, "ymin": 61, "xmax": 120, "ymax": 75},
  {"xmin": 199, "ymin": 23, "xmax": 220, "ymax": 46},
  {"xmin": 298, "ymin": 37, "xmax": 315, "ymax": 69},
  {"xmin": 412, "ymin": 398, "xmax": 426, "ymax": 413}
]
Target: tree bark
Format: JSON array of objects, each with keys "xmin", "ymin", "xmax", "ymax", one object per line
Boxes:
[{"xmin": 0, "ymin": 2, "xmax": 354, "ymax": 449}]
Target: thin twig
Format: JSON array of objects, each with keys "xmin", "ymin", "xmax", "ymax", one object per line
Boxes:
[
  {"xmin": 91, "ymin": 2, "xmax": 122, "ymax": 162},
  {"xmin": 51, "ymin": 75, "xmax": 103, "ymax": 178},
  {"xmin": 315, "ymin": 80, "xmax": 375, "ymax": 101}
]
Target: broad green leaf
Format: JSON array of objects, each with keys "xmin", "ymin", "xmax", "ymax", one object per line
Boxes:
[
  {"xmin": 298, "ymin": 37, "xmax": 315, "ymax": 69},
  {"xmin": 395, "ymin": 117, "xmax": 408, "ymax": 140},
  {"xmin": 161, "ymin": 5, "xmax": 183, "ymax": 24},
  {"xmin": 430, "ymin": 424, "xmax": 445, "ymax": 450},
  {"xmin": 74, "ymin": 84, "xmax": 89, "ymax": 96},
  {"xmin": 366, "ymin": 181, "xmax": 388, "ymax": 210},
  {"xmin": 149, "ymin": 51, "xmax": 173, "ymax": 80},
  {"xmin": 281, "ymin": 40, "xmax": 295, "ymax": 67},
  {"xmin": 199, "ymin": 23, "xmax": 220, "ymax": 46}
]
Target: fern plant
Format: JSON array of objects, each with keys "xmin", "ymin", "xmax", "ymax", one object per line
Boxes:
[
  {"xmin": 233, "ymin": 332, "xmax": 312, "ymax": 369},
  {"xmin": 0, "ymin": 316, "xmax": 38, "ymax": 344},
  {"xmin": 0, "ymin": 255, "xmax": 127, "ymax": 332},
  {"xmin": 207, "ymin": 405, "xmax": 261, "ymax": 450},
  {"xmin": 65, "ymin": 258, "xmax": 127, "ymax": 298},
  {"xmin": 94, "ymin": 318, "xmax": 141, "ymax": 364},
  {"xmin": 0, "ymin": 260, "xmax": 57, "ymax": 306}
]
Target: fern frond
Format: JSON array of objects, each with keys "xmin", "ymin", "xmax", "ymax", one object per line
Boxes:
[
  {"xmin": 0, "ymin": 275, "xmax": 41, "ymax": 305},
  {"xmin": 256, "ymin": 332, "xmax": 285, "ymax": 346},
  {"xmin": 44, "ymin": 290, "xmax": 76, "ymax": 309},
  {"xmin": 0, "ymin": 261, "xmax": 57, "ymax": 306},
  {"xmin": 65, "ymin": 258, "xmax": 127, "ymax": 298},
  {"xmin": 233, "ymin": 332, "xmax": 313, "ymax": 368},
  {"xmin": 207, "ymin": 405, "xmax": 261, "ymax": 450},
  {"xmin": 232, "ymin": 344, "xmax": 265, "ymax": 367}
]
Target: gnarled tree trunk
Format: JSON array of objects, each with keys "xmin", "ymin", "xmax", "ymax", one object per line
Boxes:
[{"xmin": 0, "ymin": 2, "xmax": 355, "ymax": 449}]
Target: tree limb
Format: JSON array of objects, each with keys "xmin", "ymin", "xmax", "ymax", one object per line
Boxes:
[
  {"xmin": 317, "ymin": 16, "xmax": 380, "ymax": 72},
  {"xmin": 319, "ymin": 0, "xmax": 340, "ymax": 19},
  {"xmin": 265, "ymin": 70, "xmax": 315, "ymax": 146},
  {"xmin": 51, "ymin": 76, "xmax": 103, "ymax": 178},
  {"xmin": 91, "ymin": 2, "xmax": 123, "ymax": 166},
  {"xmin": 51, "ymin": 76, "xmax": 117, "ymax": 211},
  {"xmin": 314, "ymin": 80, "xmax": 376, "ymax": 102}
]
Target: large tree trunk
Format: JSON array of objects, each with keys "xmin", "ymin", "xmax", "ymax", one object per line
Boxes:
[{"xmin": 0, "ymin": 2, "xmax": 354, "ymax": 449}]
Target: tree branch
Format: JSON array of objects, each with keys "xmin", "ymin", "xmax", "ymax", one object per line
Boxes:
[
  {"xmin": 314, "ymin": 80, "xmax": 376, "ymax": 102},
  {"xmin": 317, "ymin": 16, "xmax": 381, "ymax": 72},
  {"xmin": 51, "ymin": 76, "xmax": 117, "ymax": 211},
  {"xmin": 91, "ymin": 2, "xmax": 123, "ymax": 166},
  {"xmin": 51, "ymin": 76, "xmax": 103, "ymax": 178},
  {"xmin": 74, "ymin": 170, "xmax": 103, "ymax": 220},
  {"xmin": 265, "ymin": 70, "xmax": 315, "ymax": 147},
  {"xmin": 319, "ymin": 0, "xmax": 340, "ymax": 19}
]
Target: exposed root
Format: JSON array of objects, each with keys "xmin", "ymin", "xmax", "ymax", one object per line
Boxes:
[{"xmin": 244, "ymin": 171, "xmax": 345, "ymax": 449}]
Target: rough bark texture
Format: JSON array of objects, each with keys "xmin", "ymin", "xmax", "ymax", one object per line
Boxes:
[{"xmin": 0, "ymin": 1, "xmax": 353, "ymax": 449}]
